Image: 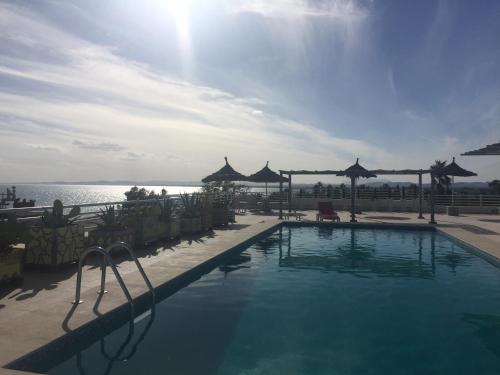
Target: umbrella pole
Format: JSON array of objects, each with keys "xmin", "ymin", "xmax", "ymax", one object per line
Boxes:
[
  {"xmin": 418, "ymin": 171, "xmax": 424, "ymax": 219},
  {"xmin": 350, "ymin": 176, "xmax": 357, "ymax": 223},
  {"xmin": 451, "ymin": 176, "xmax": 454, "ymax": 206},
  {"xmin": 265, "ymin": 182, "xmax": 268, "ymax": 197},
  {"xmin": 429, "ymin": 174, "xmax": 436, "ymax": 224},
  {"xmin": 288, "ymin": 173, "xmax": 292, "ymax": 214},
  {"xmin": 279, "ymin": 172, "xmax": 283, "ymax": 219}
]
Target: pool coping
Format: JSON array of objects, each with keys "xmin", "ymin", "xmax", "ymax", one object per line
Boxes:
[{"xmin": 4, "ymin": 219, "xmax": 499, "ymax": 374}]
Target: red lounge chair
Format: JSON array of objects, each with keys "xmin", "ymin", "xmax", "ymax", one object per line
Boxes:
[{"xmin": 316, "ymin": 201, "xmax": 340, "ymax": 222}]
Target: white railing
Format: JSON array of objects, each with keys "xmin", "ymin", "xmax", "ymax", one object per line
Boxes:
[{"xmin": 433, "ymin": 195, "xmax": 500, "ymax": 207}]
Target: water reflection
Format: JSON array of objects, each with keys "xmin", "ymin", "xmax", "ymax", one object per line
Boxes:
[
  {"xmin": 435, "ymin": 242, "xmax": 474, "ymax": 274},
  {"xmin": 218, "ymin": 253, "xmax": 251, "ymax": 278},
  {"xmin": 76, "ymin": 303, "xmax": 156, "ymax": 375},
  {"xmin": 275, "ymin": 228, "xmax": 463, "ymax": 279}
]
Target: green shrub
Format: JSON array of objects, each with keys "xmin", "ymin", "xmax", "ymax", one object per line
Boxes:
[
  {"xmin": 96, "ymin": 206, "xmax": 126, "ymax": 231},
  {"xmin": 41, "ymin": 200, "xmax": 80, "ymax": 229},
  {"xmin": 180, "ymin": 193, "xmax": 201, "ymax": 219},
  {"xmin": 0, "ymin": 215, "xmax": 25, "ymax": 253}
]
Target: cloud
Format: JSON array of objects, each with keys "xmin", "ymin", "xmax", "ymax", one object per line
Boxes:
[
  {"xmin": 0, "ymin": 2, "xmax": 397, "ymax": 183},
  {"xmin": 231, "ymin": 0, "xmax": 367, "ymax": 19},
  {"xmin": 27, "ymin": 144, "xmax": 61, "ymax": 152},
  {"xmin": 73, "ymin": 140, "xmax": 126, "ymax": 152},
  {"xmin": 121, "ymin": 151, "xmax": 146, "ymax": 161}
]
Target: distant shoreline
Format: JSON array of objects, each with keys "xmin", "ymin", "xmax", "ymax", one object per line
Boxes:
[{"xmin": 0, "ymin": 181, "xmax": 491, "ymax": 188}]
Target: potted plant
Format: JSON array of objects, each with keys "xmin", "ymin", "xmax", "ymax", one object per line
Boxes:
[
  {"xmin": 25, "ymin": 200, "xmax": 84, "ymax": 267},
  {"xmin": 123, "ymin": 202, "xmax": 163, "ymax": 246},
  {"xmin": 212, "ymin": 195, "xmax": 232, "ymax": 227},
  {"xmin": 0, "ymin": 215, "xmax": 26, "ymax": 285},
  {"xmin": 158, "ymin": 198, "xmax": 180, "ymax": 239},
  {"xmin": 87, "ymin": 206, "xmax": 135, "ymax": 248},
  {"xmin": 200, "ymin": 194, "xmax": 213, "ymax": 231},
  {"xmin": 180, "ymin": 193, "xmax": 202, "ymax": 234}
]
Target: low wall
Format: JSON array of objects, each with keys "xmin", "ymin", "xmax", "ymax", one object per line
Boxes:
[
  {"xmin": 289, "ymin": 197, "xmax": 431, "ymax": 213},
  {"xmin": 444, "ymin": 206, "xmax": 499, "ymax": 215}
]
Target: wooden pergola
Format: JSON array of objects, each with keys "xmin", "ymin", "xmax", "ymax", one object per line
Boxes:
[{"xmin": 278, "ymin": 168, "xmax": 431, "ymax": 220}]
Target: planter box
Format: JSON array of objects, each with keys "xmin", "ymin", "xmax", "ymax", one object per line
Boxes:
[
  {"xmin": 181, "ymin": 217, "xmax": 202, "ymax": 234},
  {"xmin": 201, "ymin": 210, "xmax": 213, "ymax": 231},
  {"xmin": 25, "ymin": 225, "xmax": 85, "ymax": 267},
  {"xmin": 0, "ymin": 244, "xmax": 24, "ymax": 285},
  {"xmin": 168, "ymin": 219, "xmax": 181, "ymax": 239},
  {"xmin": 134, "ymin": 217, "xmax": 167, "ymax": 245},
  {"xmin": 87, "ymin": 228, "xmax": 135, "ymax": 249},
  {"xmin": 213, "ymin": 207, "xmax": 231, "ymax": 227}
]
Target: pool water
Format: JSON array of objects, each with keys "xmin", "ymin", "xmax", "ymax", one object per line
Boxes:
[{"xmin": 45, "ymin": 226, "xmax": 500, "ymax": 374}]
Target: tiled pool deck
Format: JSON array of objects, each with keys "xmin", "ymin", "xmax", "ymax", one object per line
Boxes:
[{"xmin": 1, "ymin": 211, "xmax": 500, "ymax": 374}]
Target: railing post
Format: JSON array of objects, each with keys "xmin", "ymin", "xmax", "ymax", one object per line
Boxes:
[
  {"xmin": 480, "ymin": 194, "xmax": 483, "ymax": 207},
  {"xmin": 429, "ymin": 174, "xmax": 436, "ymax": 224},
  {"xmin": 288, "ymin": 173, "xmax": 292, "ymax": 214},
  {"xmin": 418, "ymin": 171, "xmax": 424, "ymax": 219},
  {"xmin": 279, "ymin": 172, "xmax": 283, "ymax": 219}
]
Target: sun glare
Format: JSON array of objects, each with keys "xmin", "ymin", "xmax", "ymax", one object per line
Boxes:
[{"xmin": 168, "ymin": 1, "xmax": 192, "ymax": 55}]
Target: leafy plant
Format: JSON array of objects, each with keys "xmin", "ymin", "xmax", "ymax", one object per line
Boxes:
[
  {"xmin": 489, "ymin": 180, "xmax": 500, "ymax": 194},
  {"xmin": 96, "ymin": 206, "xmax": 125, "ymax": 231},
  {"xmin": 158, "ymin": 198, "xmax": 177, "ymax": 222},
  {"xmin": 180, "ymin": 193, "xmax": 201, "ymax": 219},
  {"xmin": 430, "ymin": 160, "xmax": 451, "ymax": 194},
  {"xmin": 213, "ymin": 194, "xmax": 230, "ymax": 209},
  {"xmin": 0, "ymin": 214, "xmax": 25, "ymax": 252},
  {"xmin": 200, "ymin": 194, "xmax": 213, "ymax": 212},
  {"xmin": 41, "ymin": 200, "xmax": 80, "ymax": 229},
  {"xmin": 124, "ymin": 186, "xmax": 167, "ymax": 201},
  {"xmin": 202, "ymin": 181, "xmax": 248, "ymax": 194}
]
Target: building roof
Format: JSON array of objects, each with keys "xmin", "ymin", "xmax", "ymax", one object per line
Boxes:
[{"xmin": 462, "ymin": 142, "xmax": 500, "ymax": 156}]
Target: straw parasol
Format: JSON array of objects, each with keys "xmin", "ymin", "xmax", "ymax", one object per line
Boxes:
[
  {"xmin": 428, "ymin": 157, "xmax": 477, "ymax": 224},
  {"xmin": 436, "ymin": 157, "xmax": 478, "ymax": 177},
  {"xmin": 461, "ymin": 142, "xmax": 500, "ymax": 156},
  {"xmin": 248, "ymin": 161, "xmax": 289, "ymax": 196},
  {"xmin": 337, "ymin": 158, "xmax": 377, "ymax": 222},
  {"xmin": 201, "ymin": 157, "xmax": 248, "ymax": 183}
]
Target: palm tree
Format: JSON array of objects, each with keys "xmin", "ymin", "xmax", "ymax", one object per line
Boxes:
[
  {"xmin": 313, "ymin": 182, "xmax": 324, "ymax": 197},
  {"xmin": 430, "ymin": 160, "xmax": 451, "ymax": 194},
  {"xmin": 489, "ymin": 180, "xmax": 500, "ymax": 194}
]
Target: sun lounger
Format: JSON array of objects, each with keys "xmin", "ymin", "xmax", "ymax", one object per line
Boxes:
[{"xmin": 316, "ymin": 201, "xmax": 340, "ymax": 222}]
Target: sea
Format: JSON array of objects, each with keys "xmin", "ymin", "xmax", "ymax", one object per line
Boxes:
[{"xmin": 0, "ymin": 184, "xmax": 277, "ymax": 207}]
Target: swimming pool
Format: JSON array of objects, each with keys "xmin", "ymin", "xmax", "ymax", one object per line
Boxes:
[{"xmin": 16, "ymin": 226, "xmax": 500, "ymax": 374}]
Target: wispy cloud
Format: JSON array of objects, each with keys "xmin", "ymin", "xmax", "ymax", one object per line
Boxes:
[
  {"xmin": 121, "ymin": 151, "xmax": 146, "ymax": 161},
  {"xmin": 0, "ymin": 1, "xmax": 396, "ymax": 183},
  {"xmin": 73, "ymin": 140, "xmax": 126, "ymax": 152},
  {"xmin": 231, "ymin": 0, "xmax": 367, "ymax": 19},
  {"xmin": 27, "ymin": 144, "xmax": 61, "ymax": 152}
]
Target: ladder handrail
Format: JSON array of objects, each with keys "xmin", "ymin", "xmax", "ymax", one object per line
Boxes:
[
  {"xmin": 103, "ymin": 242, "xmax": 155, "ymax": 298},
  {"xmin": 72, "ymin": 246, "xmax": 134, "ymax": 316}
]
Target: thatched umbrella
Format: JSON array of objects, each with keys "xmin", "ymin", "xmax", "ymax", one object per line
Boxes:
[
  {"xmin": 201, "ymin": 157, "xmax": 248, "ymax": 183},
  {"xmin": 248, "ymin": 161, "xmax": 289, "ymax": 196},
  {"xmin": 461, "ymin": 142, "xmax": 500, "ymax": 156},
  {"xmin": 429, "ymin": 157, "xmax": 477, "ymax": 224},
  {"xmin": 337, "ymin": 158, "xmax": 377, "ymax": 222}
]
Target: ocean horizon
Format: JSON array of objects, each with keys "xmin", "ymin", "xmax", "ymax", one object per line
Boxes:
[{"xmin": 0, "ymin": 183, "xmax": 279, "ymax": 207}]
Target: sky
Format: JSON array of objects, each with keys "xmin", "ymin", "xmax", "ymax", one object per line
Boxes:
[{"xmin": 0, "ymin": 0, "xmax": 499, "ymax": 184}]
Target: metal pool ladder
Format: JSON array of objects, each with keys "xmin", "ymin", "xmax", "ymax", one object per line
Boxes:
[{"xmin": 72, "ymin": 242, "xmax": 154, "ymax": 313}]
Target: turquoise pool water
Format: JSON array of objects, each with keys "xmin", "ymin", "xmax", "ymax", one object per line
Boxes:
[{"xmin": 42, "ymin": 226, "xmax": 500, "ymax": 374}]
